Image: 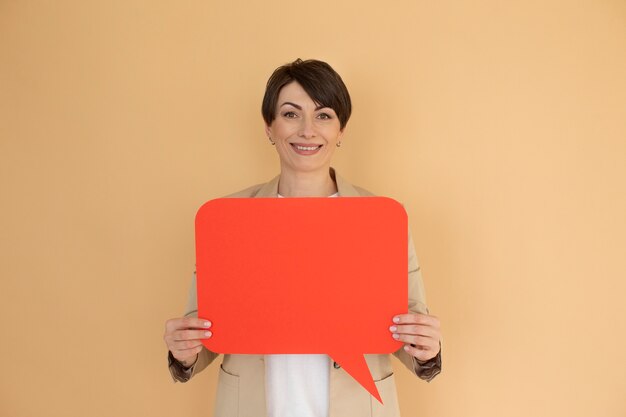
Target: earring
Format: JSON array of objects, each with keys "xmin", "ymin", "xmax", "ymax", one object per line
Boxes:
[
  {"xmin": 269, "ymin": 138, "xmax": 275, "ymax": 145},
  {"xmin": 336, "ymin": 141, "xmax": 342, "ymax": 147}
]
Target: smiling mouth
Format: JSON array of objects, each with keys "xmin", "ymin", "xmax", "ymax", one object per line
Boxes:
[{"xmin": 290, "ymin": 143, "xmax": 323, "ymax": 155}]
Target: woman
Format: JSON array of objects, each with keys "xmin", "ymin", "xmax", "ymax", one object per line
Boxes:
[{"xmin": 163, "ymin": 59, "xmax": 442, "ymax": 417}]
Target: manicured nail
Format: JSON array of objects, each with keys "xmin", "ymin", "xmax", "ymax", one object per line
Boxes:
[
  {"xmin": 389, "ymin": 326, "xmax": 397, "ymax": 332},
  {"xmin": 393, "ymin": 317, "xmax": 400, "ymax": 324},
  {"xmin": 404, "ymin": 345, "xmax": 410, "ymax": 351},
  {"xmin": 204, "ymin": 331, "xmax": 212, "ymax": 337},
  {"xmin": 204, "ymin": 321, "xmax": 212, "ymax": 327},
  {"xmin": 392, "ymin": 333, "xmax": 400, "ymax": 340}
]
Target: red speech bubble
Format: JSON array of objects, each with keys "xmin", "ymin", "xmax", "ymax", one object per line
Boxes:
[{"xmin": 195, "ymin": 197, "xmax": 407, "ymax": 403}]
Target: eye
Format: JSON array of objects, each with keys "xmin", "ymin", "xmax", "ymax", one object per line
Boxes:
[
  {"xmin": 317, "ymin": 112, "xmax": 333, "ymax": 120},
  {"xmin": 282, "ymin": 111, "xmax": 298, "ymax": 118}
]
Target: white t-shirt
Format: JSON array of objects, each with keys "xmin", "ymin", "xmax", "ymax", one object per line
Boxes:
[{"xmin": 265, "ymin": 192, "xmax": 339, "ymax": 417}]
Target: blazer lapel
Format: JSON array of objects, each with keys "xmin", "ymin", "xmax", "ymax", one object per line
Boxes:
[
  {"xmin": 333, "ymin": 168, "xmax": 361, "ymax": 197},
  {"xmin": 255, "ymin": 174, "xmax": 280, "ymax": 198}
]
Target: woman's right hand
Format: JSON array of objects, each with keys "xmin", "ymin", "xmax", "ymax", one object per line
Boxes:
[{"xmin": 164, "ymin": 317, "xmax": 212, "ymax": 367}]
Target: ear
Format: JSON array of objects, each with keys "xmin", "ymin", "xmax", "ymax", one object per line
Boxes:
[
  {"xmin": 264, "ymin": 123, "xmax": 272, "ymax": 138},
  {"xmin": 338, "ymin": 126, "xmax": 346, "ymax": 141}
]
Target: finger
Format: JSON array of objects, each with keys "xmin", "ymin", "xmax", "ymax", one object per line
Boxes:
[
  {"xmin": 164, "ymin": 325, "xmax": 211, "ymax": 346},
  {"xmin": 172, "ymin": 339, "xmax": 204, "ymax": 351},
  {"xmin": 392, "ymin": 333, "xmax": 437, "ymax": 349},
  {"xmin": 165, "ymin": 317, "xmax": 212, "ymax": 332},
  {"xmin": 173, "ymin": 329, "xmax": 213, "ymax": 342},
  {"xmin": 172, "ymin": 345, "xmax": 204, "ymax": 363},
  {"xmin": 389, "ymin": 324, "xmax": 438, "ymax": 338},
  {"xmin": 393, "ymin": 313, "xmax": 440, "ymax": 328},
  {"xmin": 402, "ymin": 344, "xmax": 438, "ymax": 362},
  {"xmin": 165, "ymin": 331, "xmax": 211, "ymax": 351}
]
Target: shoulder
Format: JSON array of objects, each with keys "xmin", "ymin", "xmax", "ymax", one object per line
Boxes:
[
  {"xmin": 334, "ymin": 170, "xmax": 376, "ymax": 197},
  {"xmin": 223, "ymin": 183, "xmax": 267, "ymax": 198},
  {"xmin": 351, "ymin": 184, "xmax": 376, "ymax": 197}
]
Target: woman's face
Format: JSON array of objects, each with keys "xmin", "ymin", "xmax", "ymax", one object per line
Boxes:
[{"xmin": 265, "ymin": 81, "xmax": 344, "ymax": 175}]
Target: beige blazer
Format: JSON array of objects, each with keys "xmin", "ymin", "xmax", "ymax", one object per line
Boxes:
[{"xmin": 171, "ymin": 168, "xmax": 437, "ymax": 417}]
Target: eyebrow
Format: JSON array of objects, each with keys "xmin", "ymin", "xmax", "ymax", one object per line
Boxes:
[{"xmin": 280, "ymin": 101, "xmax": 329, "ymax": 111}]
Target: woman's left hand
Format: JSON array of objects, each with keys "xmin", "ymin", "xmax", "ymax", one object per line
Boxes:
[{"xmin": 389, "ymin": 313, "xmax": 441, "ymax": 362}]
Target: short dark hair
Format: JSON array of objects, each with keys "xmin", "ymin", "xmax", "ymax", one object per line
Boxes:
[{"xmin": 262, "ymin": 59, "xmax": 352, "ymax": 130}]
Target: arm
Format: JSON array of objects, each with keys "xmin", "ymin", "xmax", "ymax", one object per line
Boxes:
[
  {"xmin": 165, "ymin": 271, "xmax": 220, "ymax": 382},
  {"xmin": 391, "ymin": 233, "xmax": 442, "ymax": 382}
]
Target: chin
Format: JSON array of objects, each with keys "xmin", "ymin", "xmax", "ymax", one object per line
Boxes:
[{"xmin": 286, "ymin": 160, "xmax": 329, "ymax": 174}]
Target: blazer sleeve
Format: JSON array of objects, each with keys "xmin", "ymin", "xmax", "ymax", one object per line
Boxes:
[
  {"xmin": 392, "ymin": 233, "xmax": 442, "ymax": 382},
  {"xmin": 168, "ymin": 271, "xmax": 220, "ymax": 382}
]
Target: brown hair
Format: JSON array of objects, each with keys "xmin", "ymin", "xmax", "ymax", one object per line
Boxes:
[{"xmin": 262, "ymin": 59, "xmax": 352, "ymax": 130}]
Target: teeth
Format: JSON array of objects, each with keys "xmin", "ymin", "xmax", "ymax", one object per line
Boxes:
[{"xmin": 295, "ymin": 145, "xmax": 320, "ymax": 151}]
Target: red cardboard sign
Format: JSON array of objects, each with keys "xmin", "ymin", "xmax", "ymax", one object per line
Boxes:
[{"xmin": 195, "ymin": 197, "xmax": 407, "ymax": 403}]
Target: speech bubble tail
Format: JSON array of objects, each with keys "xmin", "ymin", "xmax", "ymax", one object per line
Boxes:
[{"xmin": 331, "ymin": 353, "xmax": 383, "ymax": 404}]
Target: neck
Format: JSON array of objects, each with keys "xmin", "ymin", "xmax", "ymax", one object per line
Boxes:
[{"xmin": 277, "ymin": 166, "xmax": 338, "ymax": 197}]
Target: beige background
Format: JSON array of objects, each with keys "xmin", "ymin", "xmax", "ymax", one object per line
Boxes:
[{"xmin": 1, "ymin": 1, "xmax": 625, "ymax": 416}]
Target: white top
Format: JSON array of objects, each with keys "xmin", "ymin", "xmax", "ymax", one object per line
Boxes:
[
  {"xmin": 265, "ymin": 354, "xmax": 331, "ymax": 417},
  {"xmin": 265, "ymin": 192, "xmax": 338, "ymax": 417}
]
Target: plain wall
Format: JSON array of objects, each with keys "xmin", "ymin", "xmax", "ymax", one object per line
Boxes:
[{"xmin": 1, "ymin": 1, "xmax": 625, "ymax": 416}]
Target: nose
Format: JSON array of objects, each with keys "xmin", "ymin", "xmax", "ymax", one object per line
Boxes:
[{"xmin": 298, "ymin": 115, "xmax": 316, "ymax": 139}]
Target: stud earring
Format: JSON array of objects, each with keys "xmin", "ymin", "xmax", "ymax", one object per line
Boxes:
[{"xmin": 336, "ymin": 141, "xmax": 342, "ymax": 147}]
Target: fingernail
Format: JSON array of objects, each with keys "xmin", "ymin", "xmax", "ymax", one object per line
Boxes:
[
  {"xmin": 204, "ymin": 331, "xmax": 212, "ymax": 337},
  {"xmin": 389, "ymin": 326, "xmax": 397, "ymax": 332},
  {"xmin": 393, "ymin": 317, "xmax": 400, "ymax": 323},
  {"xmin": 392, "ymin": 333, "xmax": 400, "ymax": 340},
  {"xmin": 204, "ymin": 321, "xmax": 211, "ymax": 327},
  {"xmin": 404, "ymin": 345, "xmax": 410, "ymax": 351}
]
